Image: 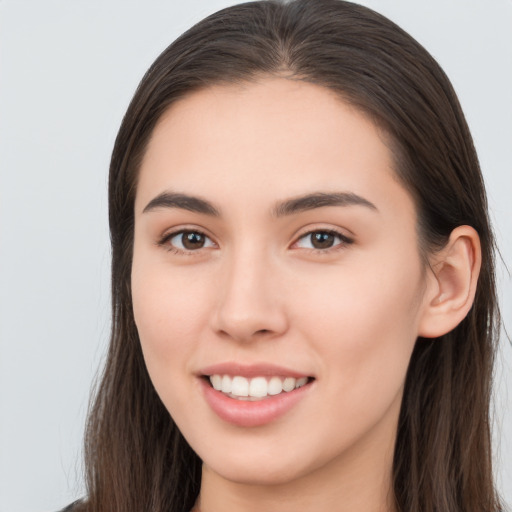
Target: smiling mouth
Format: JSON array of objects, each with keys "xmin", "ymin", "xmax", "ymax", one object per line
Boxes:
[{"xmin": 204, "ymin": 374, "xmax": 314, "ymax": 401}]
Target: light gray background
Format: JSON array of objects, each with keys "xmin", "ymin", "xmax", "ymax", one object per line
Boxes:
[{"xmin": 0, "ymin": 1, "xmax": 510, "ymax": 511}]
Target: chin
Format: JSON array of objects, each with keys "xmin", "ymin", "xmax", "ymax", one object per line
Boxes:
[
  {"xmin": 198, "ymin": 441, "xmax": 328, "ymax": 487},
  {"xmin": 206, "ymin": 460, "xmax": 308, "ymax": 487}
]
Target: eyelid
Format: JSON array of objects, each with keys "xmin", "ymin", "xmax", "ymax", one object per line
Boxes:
[
  {"xmin": 155, "ymin": 224, "xmax": 354, "ymax": 254},
  {"xmin": 157, "ymin": 226, "xmax": 218, "ymax": 254},
  {"xmin": 291, "ymin": 226, "xmax": 354, "ymax": 251}
]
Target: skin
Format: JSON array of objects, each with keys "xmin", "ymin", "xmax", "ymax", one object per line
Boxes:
[{"xmin": 131, "ymin": 77, "xmax": 480, "ymax": 512}]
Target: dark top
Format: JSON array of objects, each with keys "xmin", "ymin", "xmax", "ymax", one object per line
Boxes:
[{"xmin": 58, "ymin": 501, "xmax": 80, "ymax": 512}]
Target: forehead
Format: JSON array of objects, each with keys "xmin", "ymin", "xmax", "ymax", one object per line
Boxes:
[{"xmin": 136, "ymin": 77, "xmax": 413, "ymax": 220}]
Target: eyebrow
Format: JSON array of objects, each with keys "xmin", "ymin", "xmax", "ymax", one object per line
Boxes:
[
  {"xmin": 142, "ymin": 190, "xmax": 377, "ymax": 217},
  {"xmin": 272, "ymin": 192, "xmax": 378, "ymax": 217},
  {"xmin": 143, "ymin": 192, "xmax": 220, "ymax": 216}
]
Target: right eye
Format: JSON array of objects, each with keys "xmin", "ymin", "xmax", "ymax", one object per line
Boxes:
[{"xmin": 161, "ymin": 230, "xmax": 216, "ymax": 253}]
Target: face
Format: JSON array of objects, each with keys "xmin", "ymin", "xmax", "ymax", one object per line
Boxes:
[{"xmin": 132, "ymin": 78, "xmax": 431, "ymax": 487}]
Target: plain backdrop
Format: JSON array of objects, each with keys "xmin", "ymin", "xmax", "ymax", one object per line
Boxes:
[{"xmin": 0, "ymin": 1, "xmax": 510, "ymax": 511}]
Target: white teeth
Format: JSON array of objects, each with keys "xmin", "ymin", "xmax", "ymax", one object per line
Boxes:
[
  {"xmin": 210, "ymin": 374, "xmax": 222, "ymax": 391},
  {"xmin": 283, "ymin": 377, "xmax": 296, "ymax": 392},
  {"xmin": 267, "ymin": 376, "xmax": 283, "ymax": 395},
  {"xmin": 221, "ymin": 375, "xmax": 232, "ymax": 393},
  {"xmin": 209, "ymin": 374, "xmax": 310, "ymax": 399},
  {"xmin": 249, "ymin": 377, "xmax": 268, "ymax": 398},
  {"xmin": 231, "ymin": 376, "xmax": 249, "ymax": 396},
  {"xmin": 295, "ymin": 377, "xmax": 308, "ymax": 388}
]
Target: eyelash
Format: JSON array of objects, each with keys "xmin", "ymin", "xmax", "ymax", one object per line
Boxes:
[
  {"xmin": 293, "ymin": 229, "xmax": 354, "ymax": 253},
  {"xmin": 157, "ymin": 229, "xmax": 216, "ymax": 256},
  {"xmin": 157, "ymin": 228, "xmax": 354, "ymax": 255}
]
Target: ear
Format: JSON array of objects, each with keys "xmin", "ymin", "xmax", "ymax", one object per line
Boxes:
[{"xmin": 418, "ymin": 225, "xmax": 482, "ymax": 338}]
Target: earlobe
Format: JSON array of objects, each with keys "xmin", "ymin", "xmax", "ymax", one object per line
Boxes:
[{"xmin": 418, "ymin": 226, "xmax": 481, "ymax": 338}]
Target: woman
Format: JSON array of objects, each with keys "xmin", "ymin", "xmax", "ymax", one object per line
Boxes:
[{"xmin": 67, "ymin": 0, "xmax": 504, "ymax": 510}]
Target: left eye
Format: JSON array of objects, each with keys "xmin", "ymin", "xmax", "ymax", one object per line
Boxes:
[
  {"xmin": 295, "ymin": 230, "xmax": 350, "ymax": 250},
  {"xmin": 167, "ymin": 230, "xmax": 215, "ymax": 251}
]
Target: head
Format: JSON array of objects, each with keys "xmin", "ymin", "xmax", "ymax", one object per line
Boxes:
[{"xmin": 84, "ymin": 1, "xmax": 501, "ymax": 511}]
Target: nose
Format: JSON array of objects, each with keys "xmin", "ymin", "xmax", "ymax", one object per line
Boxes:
[{"xmin": 211, "ymin": 247, "xmax": 289, "ymax": 343}]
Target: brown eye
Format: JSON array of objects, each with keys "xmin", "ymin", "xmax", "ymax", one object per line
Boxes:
[
  {"xmin": 310, "ymin": 232, "xmax": 336, "ymax": 249},
  {"xmin": 182, "ymin": 232, "xmax": 205, "ymax": 249},
  {"xmin": 167, "ymin": 230, "xmax": 215, "ymax": 251},
  {"xmin": 295, "ymin": 230, "xmax": 352, "ymax": 251}
]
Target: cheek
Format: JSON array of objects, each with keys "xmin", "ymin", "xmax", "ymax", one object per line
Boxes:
[
  {"xmin": 131, "ymin": 260, "xmax": 216, "ymax": 422},
  {"xmin": 131, "ymin": 256, "xmax": 212, "ymax": 374},
  {"xmin": 292, "ymin": 253, "xmax": 424, "ymax": 400}
]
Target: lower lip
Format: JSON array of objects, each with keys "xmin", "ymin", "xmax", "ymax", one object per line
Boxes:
[{"xmin": 200, "ymin": 378, "xmax": 313, "ymax": 427}]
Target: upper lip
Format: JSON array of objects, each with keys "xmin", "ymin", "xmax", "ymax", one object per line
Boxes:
[{"xmin": 198, "ymin": 362, "xmax": 313, "ymax": 379}]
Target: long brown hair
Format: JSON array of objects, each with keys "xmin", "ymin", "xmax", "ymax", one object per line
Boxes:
[{"xmin": 80, "ymin": 1, "xmax": 504, "ymax": 511}]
